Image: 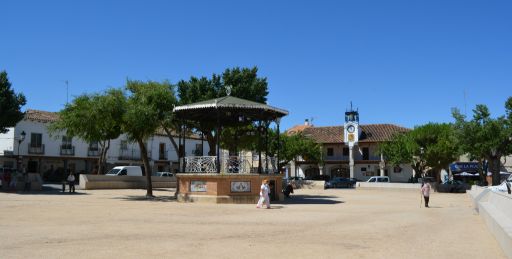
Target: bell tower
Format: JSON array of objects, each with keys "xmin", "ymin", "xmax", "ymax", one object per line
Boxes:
[{"xmin": 344, "ymin": 102, "xmax": 359, "ymax": 178}]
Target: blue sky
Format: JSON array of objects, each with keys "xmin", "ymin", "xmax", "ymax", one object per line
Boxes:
[{"xmin": 2, "ymin": 0, "xmax": 511, "ymax": 130}]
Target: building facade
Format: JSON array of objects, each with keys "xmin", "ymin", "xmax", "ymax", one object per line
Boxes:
[
  {"xmin": 0, "ymin": 110, "xmax": 208, "ymax": 180},
  {"xmin": 287, "ymin": 110, "xmax": 414, "ymax": 182}
]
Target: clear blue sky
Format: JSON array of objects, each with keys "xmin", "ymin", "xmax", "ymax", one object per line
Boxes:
[{"xmin": 2, "ymin": 0, "xmax": 511, "ymax": 130}]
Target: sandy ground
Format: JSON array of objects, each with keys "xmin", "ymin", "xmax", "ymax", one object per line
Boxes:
[{"xmin": 0, "ymin": 187, "xmax": 505, "ymax": 259}]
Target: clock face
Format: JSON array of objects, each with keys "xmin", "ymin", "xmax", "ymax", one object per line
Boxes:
[{"xmin": 347, "ymin": 125, "xmax": 355, "ymax": 133}]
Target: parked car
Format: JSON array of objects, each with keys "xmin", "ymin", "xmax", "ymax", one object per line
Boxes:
[
  {"xmin": 366, "ymin": 176, "xmax": 390, "ymax": 183},
  {"xmin": 106, "ymin": 166, "xmax": 143, "ymax": 176},
  {"xmin": 155, "ymin": 172, "xmax": 173, "ymax": 177},
  {"xmin": 437, "ymin": 180, "xmax": 469, "ymax": 193},
  {"xmin": 324, "ymin": 177, "xmax": 357, "ymax": 189}
]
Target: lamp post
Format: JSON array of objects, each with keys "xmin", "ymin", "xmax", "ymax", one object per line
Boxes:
[
  {"xmin": 419, "ymin": 147, "xmax": 424, "ymax": 178},
  {"xmin": 17, "ymin": 131, "xmax": 26, "ymax": 171}
]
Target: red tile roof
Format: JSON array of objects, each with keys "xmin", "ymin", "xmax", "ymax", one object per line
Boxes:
[
  {"xmin": 285, "ymin": 124, "xmax": 312, "ymax": 135},
  {"xmin": 25, "ymin": 109, "xmax": 59, "ymax": 123},
  {"xmin": 298, "ymin": 124, "xmax": 409, "ymax": 143}
]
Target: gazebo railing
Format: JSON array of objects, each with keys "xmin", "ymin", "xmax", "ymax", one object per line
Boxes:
[
  {"xmin": 185, "ymin": 156, "xmax": 217, "ymax": 173},
  {"xmin": 184, "ymin": 155, "xmax": 277, "ymax": 174}
]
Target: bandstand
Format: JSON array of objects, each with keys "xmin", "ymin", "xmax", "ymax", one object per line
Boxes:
[{"xmin": 173, "ymin": 94, "xmax": 288, "ymax": 203}]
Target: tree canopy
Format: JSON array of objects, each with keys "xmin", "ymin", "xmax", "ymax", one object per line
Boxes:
[
  {"xmin": 452, "ymin": 98, "xmax": 512, "ymax": 185},
  {"xmin": 50, "ymin": 89, "xmax": 125, "ymax": 174},
  {"xmin": 0, "ymin": 71, "xmax": 26, "ymax": 133},
  {"xmin": 379, "ymin": 123, "xmax": 459, "ymax": 181}
]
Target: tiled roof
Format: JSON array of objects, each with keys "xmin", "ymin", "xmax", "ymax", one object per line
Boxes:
[
  {"xmin": 285, "ymin": 124, "xmax": 312, "ymax": 135},
  {"xmin": 25, "ymin": 109, "xmax": 59, "ymax": 123},
  {"xmin": 24, "ymin": 109, "xmax": 202, "ymax": 139},
  {"xmin": 300, "ymin": 124, "xmax": 409, "ymax": 143}
]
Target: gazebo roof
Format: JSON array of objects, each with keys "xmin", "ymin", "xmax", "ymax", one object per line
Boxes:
[{"xmin": 173, "ymin": 96, "xmax": 288, "ymax": 123}]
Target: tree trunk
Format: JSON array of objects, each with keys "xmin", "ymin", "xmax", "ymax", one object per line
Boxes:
[
  {"xmin": 206, "ymin": 132, "xmax": 216, "ymax": 156},
  {"xmin": 138, "ymin": 139, "xmax": 153, "ymax": 197},
  {"xmin": 98, "ymin": 140, "xmax": 110, "ymax": 175},
  {"xmin": 162, "ymin": 126, "xmax": 179, "ymax": 160},
  {"xmin": 490, "ymin": 156, "xmax": 501, "ymax": 185}
]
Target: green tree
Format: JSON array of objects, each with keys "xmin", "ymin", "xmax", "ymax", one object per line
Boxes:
[
  {"xmin": 177, "ymin": 67, "xmax": 269, "ymax": 155},
  {"xmin": 380, "ymin": 123, "xmax": 459, "ymax": 182},
  {"xmin": 50, "ymin": 89, "xmax": 125, "ymax": 174},
  {"xmin": 0, "ymin": 71, "xmax": 26, "ymax": 133},
  {"xmin": 123, "ymin": 80, "xmax": 172, "ymax": 197},
  {"xmin": 281, "ymin": 133, "xmax": 323, "ymax": 175},
  {"xmin": 452, "ymin": 99, "xmax": 512, "ymax": 185}
]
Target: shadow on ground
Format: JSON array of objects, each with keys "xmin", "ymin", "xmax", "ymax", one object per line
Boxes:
[
  {"xmin": 114, "ymin": 195, "xmax": 177, "ymax": 202},
  {"xmin": 0, "ymin": 184, "xmax": 89, "ymax": 195},
  {"xmin": 279, "ymin": 195, "xmax": 343, "ymax": 205}
]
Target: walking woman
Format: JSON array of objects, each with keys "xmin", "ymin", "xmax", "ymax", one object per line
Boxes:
[
  {"xmin": 256, "ymin": 179, "xmax": 270, "ymax": 209},
  {"xmin": 421, "ymin": 180, "xmax": 431, "ymax": 208}
]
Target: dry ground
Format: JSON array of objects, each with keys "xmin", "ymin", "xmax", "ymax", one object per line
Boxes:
[{"xmin": 0, "ymin": 187, "xmax": 505, "ymax": 259}]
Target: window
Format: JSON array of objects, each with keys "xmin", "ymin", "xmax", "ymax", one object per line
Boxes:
[
  {"xmin": 327, "ymin": 148, "xmax": 334, "ymax": 157},
  {"xmin": 159, "ymin": 143, "xmax": 166, "ymax": 159},
  {"xmin": 30, "ymin": 133, "xmax": 42, "ymax": 147},
  {"xmin": 362, "ymin": 147, "xmax": 369, "ymax": 160},
  {"xmin": 62, "ymin": 136, "xmax": 73, "ymax": 149},
  {"xmin": 89, "ymin": 141, "xmax": 99, "ymax": 151},
  {"xmin": 119, "ymin": 169, "xmax": 127, "ymax": 176},
  {"xmin": 120, "ymin": 140, "xmax": 128, "ymax": 150},
  {"xmin": 343, "ymin": 147, "xmax": 349, "ymax": 156}
]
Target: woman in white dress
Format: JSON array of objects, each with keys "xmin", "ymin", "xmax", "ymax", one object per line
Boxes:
[{"xmin": 256, "ymin": 179, "xmax": 270, "ymax": 209}]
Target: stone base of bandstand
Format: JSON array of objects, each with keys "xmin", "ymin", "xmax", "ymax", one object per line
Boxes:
[{"xmin": 176, "ymin": 173, "xmax": 283, "ymax": 204}]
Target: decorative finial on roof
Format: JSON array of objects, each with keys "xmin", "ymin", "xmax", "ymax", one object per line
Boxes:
[{"xmin": 226, "ymin": 85, "xmax": 232, "ymax": 96}]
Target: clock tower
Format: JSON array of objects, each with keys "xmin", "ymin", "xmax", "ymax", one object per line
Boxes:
[{"xmin": 344, "ymin": 103, "xmax": 359, "ymax": 178}]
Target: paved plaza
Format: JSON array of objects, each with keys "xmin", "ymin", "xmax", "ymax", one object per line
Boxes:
[{"xmin": 0, "ymin": 187, "xmax": 505, "ymax": 259}]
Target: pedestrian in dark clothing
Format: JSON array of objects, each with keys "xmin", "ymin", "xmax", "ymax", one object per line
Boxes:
[
  {"xmin": 67, "ymin": 172, "xmax": 76, "ymax": 193},
  {"xmin": 283, "ymin": 183, "xmax": 294, "ymax": 198}
]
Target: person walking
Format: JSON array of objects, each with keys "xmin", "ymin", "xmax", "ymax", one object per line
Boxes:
[
  {"xmin": 421, "ymin": 181, "xmax": 431, "ymax": 208},
  {"xmin": 67, "ymin": 171, "xmax": 76, "ymax": 193},
  {"xmin": 256, "ymin": 179, "xmax": 270, "ymax": 209}
]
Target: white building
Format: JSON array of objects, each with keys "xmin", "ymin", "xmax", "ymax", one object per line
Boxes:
[
  {"xmin": 0, "ymin": 110, "xmax": 208, "ymax": 180},
  {"xmin": 286, "ymin": 109, "xmax": 414, "ymax": 182}
]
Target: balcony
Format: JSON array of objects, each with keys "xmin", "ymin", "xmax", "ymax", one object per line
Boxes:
[
  {"xmin": 60, "ymin": 145, "xmax": 75, "ymax": 156},
  {"xmin": 88, "ymin": 149, "xmax": 100, "ymax": 157},
  {"xmin": 28, "ymin": 143, "xmax": 45, "ymax": 154},
  {"xmin": 118, "ymin": 149, "xmax": 142, "ymax": 160}
]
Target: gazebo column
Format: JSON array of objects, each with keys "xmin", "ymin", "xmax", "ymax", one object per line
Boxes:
[
  {"xmin": 258, "ymin": 121, "xmax": 262, "ymax": 174},
  {"xmin": 276, "ymin": 118, "xmax": 281, "ymax": 174},
  {"xmin": 265, "ymin": 121, "xmax": 269, "ymax": 174},
  {"xmin": 182, "ymin": 124, "xmax": 187, "ymax": 173},
  {"xmin": 216, "ymin": 114, "xmax": 221, "ymax": 174}
]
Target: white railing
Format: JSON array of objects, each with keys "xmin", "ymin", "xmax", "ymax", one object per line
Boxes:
[
  {"xmin": 184, "ymin": 155, "xmax": 277, "ymax": 174},
  {"xmin": 185, "ymin": 156, "xmax": 217, "ymax": 173}
]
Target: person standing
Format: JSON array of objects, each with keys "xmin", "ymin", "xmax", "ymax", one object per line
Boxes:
[
  {"xmin": 256, "ymin": 179, "xmax": 270, "ymax": 209},
  {"xmin": 67, "ymin": 171, "xmax": 76, "ymax": 193},
  {"xmin": 421, "ymin": 181, "xmax": 431, "ymax": 208}
]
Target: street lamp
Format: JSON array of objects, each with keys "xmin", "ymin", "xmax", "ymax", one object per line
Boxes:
[{"xmin": 17, "ymin": 131, "xmax": 26, "ymax": 170}]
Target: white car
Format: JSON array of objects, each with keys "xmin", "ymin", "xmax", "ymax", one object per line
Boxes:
[
  {"xmin": 366, "ymin": 176, "xmax": 390, "ymax": 183},
  {"xmin": 155, "ymin": 172, "xmax": 173, "ymax": 177}
]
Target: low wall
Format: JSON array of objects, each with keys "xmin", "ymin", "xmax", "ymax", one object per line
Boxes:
[
  {"xmin": 356, "ymin": 182, "xmax": 421, "ymax": 190},
  {"xmin": 79, "ymin": 174, "xmax": 176, "ymax": 190},
  {"xmin": 468, "ymin": 186, "xmax": 512, "ymax": 258}
]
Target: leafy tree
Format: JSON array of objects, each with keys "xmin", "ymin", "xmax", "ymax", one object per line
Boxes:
[
  {"xmin": 0, "ymin": 71, "xmax": 26, "ymax": 133},
  {"xmin": 281, "ymin": 133, "xmax": 323, "ymax": 175},
  {"xmin": 50, "ymin": 89, "xmax": 125, "ymax": 174},
  {"xmin": 380, "ymin": 123, "xmax": 459, "ymax": 182},
  {"xmin": 123, "ymin": 80, "xmax": 171, "ymax": 197},
  {"xmin": 452, "ymin": 99, "xmax": 512, "ymax": 185},
  {"xmin": 177, "ymin": 67, "xmax": 269, "ymax": 155}
]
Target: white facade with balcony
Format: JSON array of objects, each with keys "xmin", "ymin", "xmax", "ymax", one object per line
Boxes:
[{"xmin": 0, "ymin": 110, "xmax": 208, "ymax": 180}]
